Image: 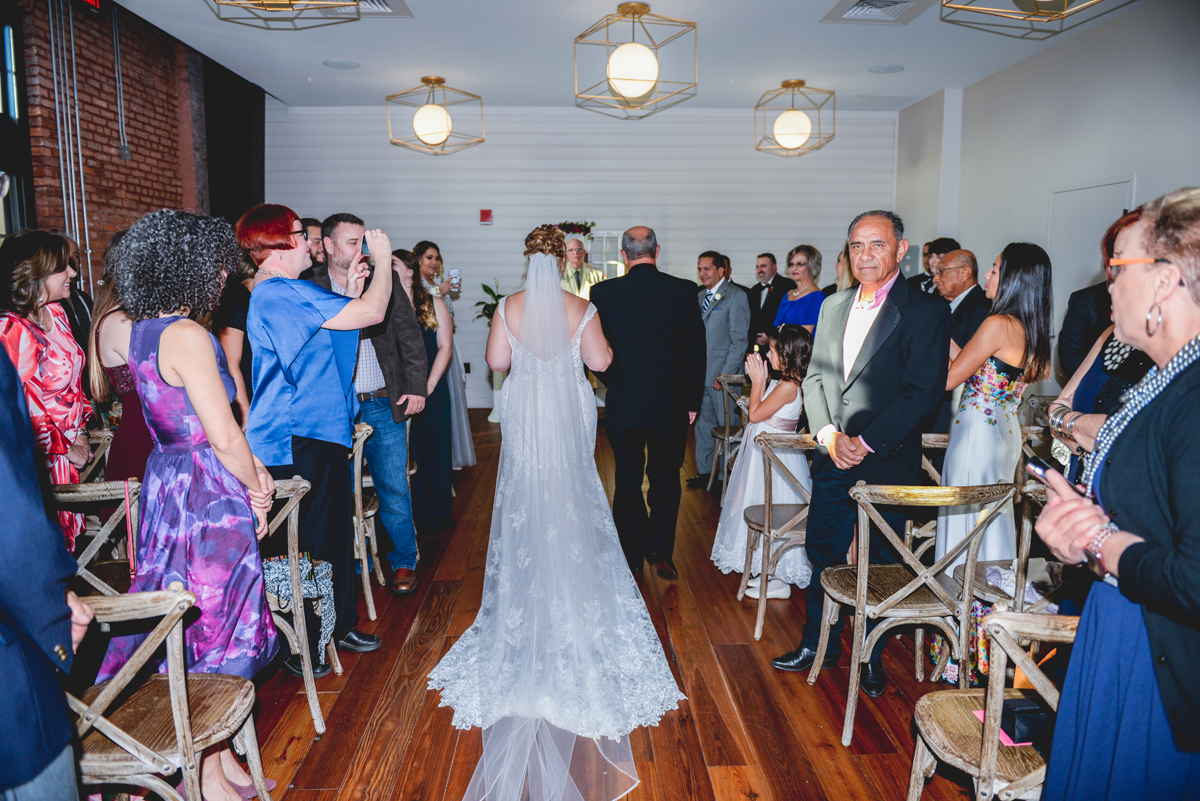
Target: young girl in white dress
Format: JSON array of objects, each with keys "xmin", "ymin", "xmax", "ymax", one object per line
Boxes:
[{"xmin": 710, "ymin": 325, "xmax": 814, "ymax": 600}]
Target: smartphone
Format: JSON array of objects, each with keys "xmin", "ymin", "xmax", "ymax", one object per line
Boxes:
[
  {"xmin": 1024, "ymin": 454, "xmax": 1060, "ymax": 483},
  {"xmin": 361, "ymin": 238, "xmax": 370, "ymax": 256}
]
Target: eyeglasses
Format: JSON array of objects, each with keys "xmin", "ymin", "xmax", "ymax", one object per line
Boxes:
[
  {"xmin": 931, "ymin": 265, "xmax": 970, "ymax": 278},
  {"xmin": 1106, "ymin": 256, "xmax": 1169, "ymax": 281},
  {"xmin": 292, "ymin": 227, "xmax": 308, "ymax": 241},
  {"xmin": 566, "ymin": 247, "xmax": 586, "ymax": 253},
  {"xmin": 789, "ymin": 261, "xmax": 810, "ymax": 268}
]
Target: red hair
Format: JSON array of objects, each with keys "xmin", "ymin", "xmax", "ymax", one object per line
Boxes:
[
  {"xmin": 1101, "ymin": 208, "xmax": 1144, "ymax": 260},
  {"xmin": 236, "ymin": 204, "xmax": 300, "ymax": 266}
]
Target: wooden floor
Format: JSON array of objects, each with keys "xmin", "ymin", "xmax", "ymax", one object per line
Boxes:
[{"xmin": 252, "ymin": 409, "xmax": 974, "ymax": 801}]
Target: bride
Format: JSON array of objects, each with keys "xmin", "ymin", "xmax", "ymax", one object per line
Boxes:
[{"xmin": 427, "ymin": 226, "xmax": 684, "ymax": 801}]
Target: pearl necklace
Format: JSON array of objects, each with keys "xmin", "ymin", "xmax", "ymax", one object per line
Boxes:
[{"xmin": 257, "ymin": 269, "xmax": 289, "ymax": 280}]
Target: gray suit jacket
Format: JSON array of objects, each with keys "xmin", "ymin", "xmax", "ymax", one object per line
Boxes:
[{"xmin": 699, "ymin": 280, "xmax": 751, "ymax": 387}]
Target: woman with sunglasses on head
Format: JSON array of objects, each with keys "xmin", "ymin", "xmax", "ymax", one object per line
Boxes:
[
  {"xmin": 1034, "ymin": 188, "xmax": 1200, "ymax": 800},
  {"xmin": 1047, "ymin": 210, "xmax": 1155, "ymax": 483}
]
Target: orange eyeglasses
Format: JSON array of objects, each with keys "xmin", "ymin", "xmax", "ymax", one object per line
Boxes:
[{"xmin": 1106, "ymin": 256, "xmax": 1169, "ymax": 282}]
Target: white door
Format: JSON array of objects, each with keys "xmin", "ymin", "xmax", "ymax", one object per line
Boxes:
[{"xmin": 1044, "ymin": 175, "xmax": 1135, "ymax": 390}]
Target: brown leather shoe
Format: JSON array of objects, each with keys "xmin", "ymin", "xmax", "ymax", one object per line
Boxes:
[{"xmin": 391, "ymin": 568, "xmax": 417, "ymax": 595}]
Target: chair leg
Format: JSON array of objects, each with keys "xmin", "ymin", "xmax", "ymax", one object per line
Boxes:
[
  {"xmin": 907, "ymin": 732, "xmax": 937, "ymax": 801},
  {"xmin": 841, "ymin": 612, "xmax": 867, "ymax": 747},
  {"xmin": 753, "ymin": 533, "xmax": 771, "ymax": 641},
  {"xmin": 368, "ymin": 517, "xmax": 385, "ymax": 586},
  {"xmin": 234, "ymin": 713, "xmax": 274, "ymax": 801},
  {"xmin": 914, "ymin": 626, "xmax": 925, "ymax": 683},
  {"xmin": 706, "ymin": 439, "xmax": 720, "ymax": 492},
  {"xmin": 808, "ymin": 594, "xmax": 838, "ymax": 685},
  {"xmin": 291, "ymin": 604, "xmax": 326, "ymax": 735},
  {"xmin": 181, "ymin": 751, "xmax": 203, "ymax": 801},
  {"xmin": 327, "ymin": 637, "xmax": 344, "ymax": 675},
  {"xmin": 719, "ymin": 442, "xmax": 732, "ymax": 507},
  {"xmin": 353, "ymin": 519, "xmax": 377, "ymax": 622},
  {"xmin": 738, "ymin": 527, "xmax": 760, "ymax": 602}
]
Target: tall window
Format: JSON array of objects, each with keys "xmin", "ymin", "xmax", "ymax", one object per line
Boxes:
[
  {"xmin": 3, "ymin": 24, "xmax": 18, "ymax": 123},
  {"xmin": 0, "ymin": 12, "xmax": 33, "ymax": 239}
]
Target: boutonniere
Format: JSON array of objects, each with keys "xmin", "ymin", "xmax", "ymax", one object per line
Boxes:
[{"xmin": 714, "ymin": 293, "xmax": 723, "ymax": 302}]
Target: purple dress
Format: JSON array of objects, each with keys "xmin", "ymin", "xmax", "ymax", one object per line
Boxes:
[{"xmin": 98, "ymin": 316, "xmax": 277, "ymax": 681}]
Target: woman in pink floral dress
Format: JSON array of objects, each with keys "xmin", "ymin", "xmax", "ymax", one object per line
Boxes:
[{"xmin": 0, "ymin": 231, "xmax": 92, "ymax": 549}]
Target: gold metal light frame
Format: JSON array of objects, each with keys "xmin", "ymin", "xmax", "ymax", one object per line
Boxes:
[
  {"xmin": 575, "ymin": 2, "xmax": 697, "ymax": 120},
  {"xmin": 213, "ymin": 0, "xmax": 357, "ymax": 9},
  {"xmin": 941, "ymin": 0, "xmax": 1106, "ymax": 22},
  {"xmin": 386, "ymin": 77, "xmax": 486, "ymax": 157},
  {"xmin": 755, "ymin": 80, "xmax": 835, "ymax": 158},
  {"xmin": 205, "ymin": 0, "xmax": 360, "ymax": 30}
]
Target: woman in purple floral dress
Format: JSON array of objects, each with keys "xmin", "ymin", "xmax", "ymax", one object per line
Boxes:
[{"xmin": 98, "ymin": 210, "xmax": 279, "ymax": 801}]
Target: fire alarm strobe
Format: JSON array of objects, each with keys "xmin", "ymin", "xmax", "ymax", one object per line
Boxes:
[{"xmin": 480, "ymin": 210, "xmax": 493, "ymax": 225}]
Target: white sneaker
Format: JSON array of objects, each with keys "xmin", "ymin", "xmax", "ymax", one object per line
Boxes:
[
  {"xmin": 745, "ymin": 579, "xmax": 791, "ymax": 599},
  {"xmin": 746, "ymin": 575, "xmax": 761, "ymax": 589}
]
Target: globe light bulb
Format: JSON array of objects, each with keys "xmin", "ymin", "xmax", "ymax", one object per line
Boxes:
[
  {"xmin": 607, "ymin": 42, "xmax": 658, "ymax": 99},
  {"xmin": 413, "ymin": 104, "xmax": 452, "ymax": 146},
  {"xmin": 773, "ymin": 109, "xmax": 812, "ymax": 150}
]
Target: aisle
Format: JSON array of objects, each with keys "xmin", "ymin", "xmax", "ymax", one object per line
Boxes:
[{"xmin": 252, "ymin": 410, "xmax": 972, "ymax": 801}]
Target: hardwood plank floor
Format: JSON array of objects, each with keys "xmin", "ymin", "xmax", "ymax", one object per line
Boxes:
[{"xmin": 253, "ymin": 409, "xmax": 972, "ymax": 801}]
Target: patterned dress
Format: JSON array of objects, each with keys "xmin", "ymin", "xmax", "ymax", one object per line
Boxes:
[
  {"xmin": 0, "ymin": 306, "xmax": 92, "ymax": 549},
  {"xmin": 98, "ymin": 316, "xmax": 277, "ymax": 681}
]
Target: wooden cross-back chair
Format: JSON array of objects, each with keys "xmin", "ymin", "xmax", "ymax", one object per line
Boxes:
[
  {"xmin": 350, "ymin": 422, "xmax": 384, "ymax": 621},
  {"xmin": 73, "ymin": 585, "xmax": 274, "ymax": 801},
  {"xmin": 808, "ymin": 481, "xmax": 1018, "ymax": 746},
  {"xmin": 708, "ymin": 373, "xmax": 749, "ymax": 504},
  {"xmin": 262, "ymin": 477, "xmax": 341, "ymax": 735},
  {"xmin": 908, "ymin": 607, "xmax": 1079, "ymax": 801},
  {"xmin": 54, "ymin": 479, "xmax": 141, "ymax": 597},
  {"xmin": 79, "ymin": 428, "xmax": 114, "ymax": 483},
  {"xmin": 739, "ymin": 431, "xmax": 816, "ymax": 640}
]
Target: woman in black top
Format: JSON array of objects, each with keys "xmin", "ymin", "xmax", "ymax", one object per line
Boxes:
[{"xmin": 1035, "ymin": 187, "xmax": 1200, "ymax": 800}]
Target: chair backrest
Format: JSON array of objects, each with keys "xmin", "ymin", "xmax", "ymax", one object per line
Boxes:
[
  {"xmin": 55, "ymin": 480, "xmax": 142, "ymax": 596},
  {"xmin": 753, "ymin": 431, "xmax": 816, "ymax": 534},
  {"xmin": 849, "ymin": 482, "xmax": 1018, "ymax": 619},
  {"xmin": 978, "ymin": 608, "xmax": 1079, "ymax": 801},
  {"xmin": 1024, "ymin": 395, "xmax": 1058, "ymax": 428},
  {"xmin": 68, "ymin": 584, "xmax": 198, "ymax": 776},
  {"xmin": 350, "ymin": 423, "xmax": 373, "ymax": 521},
  {"xmin": 79, "ymin": 429, "xmax": 115, "ymax": 483},
  {"xmin": 716, "ymin": 374, "xmax": 748, "ymax": 435}
]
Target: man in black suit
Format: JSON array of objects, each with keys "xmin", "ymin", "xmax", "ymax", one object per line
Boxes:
[
  {"xmin": 771, "ymin": 210, "xmax": 950, "ymax": 697},
  {"xmin": 929, "ymin": 249, "xmax": 992, "ymax": 436},
  {"xmin": 1, "ymin": 352, "xmax": 93, "ymax": 798},
  {"xmin": 747, "ymin": 252, "xmax": 797, "ymax": 352},
  {"xmin": 591, "ymin": 226, "xmax": 706, "ymax": 580},
  {"xmin": 907, "ymin": 237, "xmax": 960, "ymax": 296},
  {"xmin": 1058, "ymin": 280, "xmax": 1112, "ymax": 379}
]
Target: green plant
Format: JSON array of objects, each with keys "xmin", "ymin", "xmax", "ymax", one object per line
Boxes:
[
  {"xmin": 556, "ymin": 220, "xmax": 595, "ymax": 238},
  {"xmin": 474, "ymin": 279, "xmax": 507, "ymax": 325}
]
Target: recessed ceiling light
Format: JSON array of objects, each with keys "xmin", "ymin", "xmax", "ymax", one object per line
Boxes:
[
  {"xmin": 324, "ymin": 59, "xmax": 360, "ymax": 70},
  {"xmin": 868, "ymin": 64, "xmax": 904, "ymax": 74}
]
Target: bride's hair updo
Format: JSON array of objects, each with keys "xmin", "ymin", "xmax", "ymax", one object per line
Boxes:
[{"xmin": 524, "ymin": 225, "xmax": 566, "ymax": 259}]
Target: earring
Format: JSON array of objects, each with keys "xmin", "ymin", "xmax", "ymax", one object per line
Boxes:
[{"xmin": 1146, "ymin": 300, "xmax": 1163, "ymax": 336}]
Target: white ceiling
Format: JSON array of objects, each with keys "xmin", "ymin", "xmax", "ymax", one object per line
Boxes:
[{"xmin": 117, "ymin": 0, "xmax": 1145, "ymax": 111}]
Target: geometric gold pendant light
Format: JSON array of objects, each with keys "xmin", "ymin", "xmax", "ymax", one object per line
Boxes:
[
  {"xmin": 754, "ymin": 80, "xmax": 835, "ymax": 158},
  {"xmin": 386, "ymin": 77, "xmax": 486, "ymax": 156},
  {"xmin": 941, "ymin": 0, "xmax": 1107, "ymax": 22}
]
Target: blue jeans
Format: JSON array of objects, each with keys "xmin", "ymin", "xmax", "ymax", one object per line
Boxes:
[{"xmin": 359, "ymin": 397, "xmax": 418, "ymax": 571}]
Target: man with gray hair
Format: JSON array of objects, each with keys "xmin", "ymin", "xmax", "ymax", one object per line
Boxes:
[
  {"xmin": 561, "ymin": 237, "xmax": 606, "ymax": 299},
  {"xmin": 590, "ymin": 226, "xmax": 706, "ymax": 580},
  {"xmin": 929, "ymin": 248, "xmax": 991, "ymax": 437}
]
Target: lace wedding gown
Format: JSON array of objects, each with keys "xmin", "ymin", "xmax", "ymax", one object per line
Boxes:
[{"xmin": 427, "ymin": 254, "xmax": 683, "ymax": 801}]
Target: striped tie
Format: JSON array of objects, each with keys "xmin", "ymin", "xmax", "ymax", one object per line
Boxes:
[{"xmin": 702, "ymin": 290, "xmax": 714, "ymax": 314}]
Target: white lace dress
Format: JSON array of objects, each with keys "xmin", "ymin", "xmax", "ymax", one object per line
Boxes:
[
  {"xmin": 427, "ymin": 294, "xmax": 683, "ymax": 801},
  {"xmin": 710, "ymin": 380, "xmax": 812, "ymax": 587}
]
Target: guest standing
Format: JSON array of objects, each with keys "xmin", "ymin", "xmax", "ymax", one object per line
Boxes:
[
  {"xmin": 416, "ymin": 240, "xmax": 477, "ymax": 470},
  {"xmin": 240, "ymin": 204, "xmax": 394, "ymax": 669},
  {"xmin": 934, "ymin": 243, "xmax": 1052, "ymax": 572},
  {"xmin": 561, "ymin": 237, "xmax": 605, "ymax": 299},
  {"xmin": 213, "ymin": 255, "xmax": 258, "ymax": 427},
  {"xmin": 96, "ymin": 210, "xmax": 279, "ymax": 801},
  {"xmin": 1034, "ymin": 187, "xmax": 1200, "ymax": 800},
  {"xmin": 1057, "ymin": 279, "xmax": 1113, "ymax": 379},
  {"xmin": 927, "ymin": 249, "xmax": 993, "ymax": 439},
  {"xmin": 0, "ymin": 230, "xmax": 92, "ymax": 549},
  {"xmin": 747, "ymin": 252, "xmax": 797, "ymax": 351},
  {"xmin": 409, "ymin": 259, "xmax": 455, "ymax": 531},
  {"xmin": 774, "ymin": 245, "xmax": 825, "ymax": 333}
]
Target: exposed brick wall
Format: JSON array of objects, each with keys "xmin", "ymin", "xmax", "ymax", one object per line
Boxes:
[{"xmin": 22, "ymin": 4, "xmax": 201, "ymax": 288}]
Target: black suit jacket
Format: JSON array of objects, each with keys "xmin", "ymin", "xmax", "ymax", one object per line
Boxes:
[
  {"xmin": 590, "ymin": 264, "xmax": 706, "ymax": 429},
  {"xmin": 802, "ymin": 276, "xmax": 950, "ymax": 485},
  {"xmin": 0, "ymin": 353, "xmax": 79, "ymax": 788},
  {"xmin": 747, "ymin": 273, "xmax": 797, "ymax": 346},
  {"xmin": 931, "ymin": 285, "xmax": 993, "ymax": 434},
  {"xmin": 1058, "ymin": 281, "xmax": 1112, "ymax": 379},
  {"xmin": 1100, "ymin": 358, "xmax": 1200, "ymax": 751},
  {"xmin": 907, "ymin": 272, "xmax": 939, "ymax": 296},
  {"xmin": 312, "ymin": 269, "xmax": 428, "ymax": 423}
]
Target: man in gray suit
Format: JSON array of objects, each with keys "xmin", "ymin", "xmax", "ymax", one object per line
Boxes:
[{"xmin": 687, "ymin": 250, "xmax": 752, "ymax": 490}]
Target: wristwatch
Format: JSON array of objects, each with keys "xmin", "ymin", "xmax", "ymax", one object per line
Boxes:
[{"xmin": 1083, "ymin": 522, "xmax": 1119, "ymax": 586}]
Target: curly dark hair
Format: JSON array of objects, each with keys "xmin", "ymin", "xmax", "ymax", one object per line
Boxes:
[
  {"xmin": 770, "ymin": 324, "xmax": 814, "ymax": 384},
  {"xmin": 110, "ymin": 210, "xmax": 243, "ymax": 321},
  {"xmin": 0, "ymin": 230, "xmax": 71, "ymax": 316}
]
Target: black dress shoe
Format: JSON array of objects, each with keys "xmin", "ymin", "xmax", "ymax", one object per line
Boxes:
[
  {"xmin": 281, "ymin": 655, "xmax": 332, "ymax": 679},
  {"xmin": 647, "ymin": 557, "xmax": 678, "ymax": 580},
  {"xmin": 771, "ymin": 646, "xmax": 840, "ymax": 673},
  {"xmin": 861, "ymin": 662, "xmax": 887, "ymax": 697},
  {"xmin": 685, "ymin": 474, "xmax": 709, "ymax": 489},
  {"xmin": 335, "ymin": 628, "xmax": 382, "ymax": 653}
]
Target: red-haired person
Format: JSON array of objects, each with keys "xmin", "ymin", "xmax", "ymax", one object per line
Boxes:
[{"xmin": 237, "ymin": 204, "xmax": 393, "ymax": 674}]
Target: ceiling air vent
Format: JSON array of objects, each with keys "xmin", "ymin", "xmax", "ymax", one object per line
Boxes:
[
  {"xmin": 820, "ymin": 0, "xmax": 936, "ymax": 25},
  {"xmin": 318, "ymin": 0, "xmax": 414, "ymax": 18}
]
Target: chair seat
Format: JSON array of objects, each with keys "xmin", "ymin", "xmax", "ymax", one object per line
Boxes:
[
  {"xmin": 821, "ymin": 564, "xmax": 957, "ymax": 616},
  {"xmin": 743, "ymin": 504, "xmax": 808, "ymax": 535},
  {"xmin": 914, "ymin": 688, "xmax": 1047, "ymax": 784},
  {"xmin": 711, "ymin": 425, "xmax": 744, "ymax": 443},
  {"xmin": 362, "ymin": 494, "xmax": 379, "ymax": 518},
  {"xmin": 77, "ymin": 560, "xmax": 133, "ymax": 596},
  {"xmin": 79, "ymin": 674, "xmax": 256, "ymax": 777}
]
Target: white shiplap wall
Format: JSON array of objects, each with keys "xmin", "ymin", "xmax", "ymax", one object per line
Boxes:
[{"xmin": 265, "ymin": 102, "xmax": 898, "ymax": 406}]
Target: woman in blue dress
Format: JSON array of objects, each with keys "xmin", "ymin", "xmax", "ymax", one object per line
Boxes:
[
  {"xmin": 774, "ymin": 244, "xmax": 825, "ymax": 334},
  {"xmin": 1034, "ymin": 188, "xmax": 1200, "ymax": 800}
]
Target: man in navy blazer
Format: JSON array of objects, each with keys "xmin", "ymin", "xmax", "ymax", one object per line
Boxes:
[
  {"xmin": 1, "ymin": 352, "xmax": 93, "ymax": 797},
  {"xmin": 771, "ymin": 211, "xmax": 950, "ymax": 697}
]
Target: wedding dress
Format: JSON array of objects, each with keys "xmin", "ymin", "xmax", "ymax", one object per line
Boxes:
[{"xmin": 427, "ymin": 253, "xmax": 683, "ymax": 801}]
